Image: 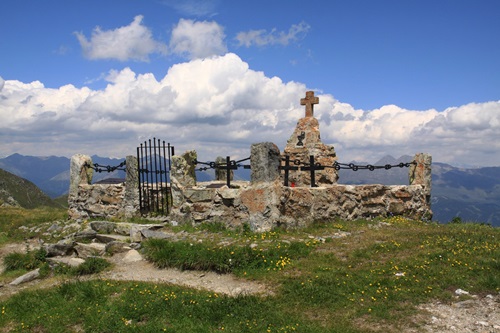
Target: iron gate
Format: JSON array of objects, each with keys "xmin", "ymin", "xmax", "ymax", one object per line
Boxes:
[{"xmin": 136, "ymin": 138, "xmax": 174, "ymax": 215}]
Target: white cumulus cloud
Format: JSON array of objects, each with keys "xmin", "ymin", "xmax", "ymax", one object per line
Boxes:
[
  {"xmin": 170, "ymin": 19, "xmax": 227, "ymax": 59},
  {"xmin": 75, "ymin": 15, "xmax": 167, "ymax": 61},
  {"xmin": 1, "ymin": 54, "xmax": 499, "ymax": 166}
]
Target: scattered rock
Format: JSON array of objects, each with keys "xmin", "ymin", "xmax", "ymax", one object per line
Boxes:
[
  {"xmin": 455, "ymin": 288, "xmax": 470, "ymax": 295},
  {"xmin": 47, "ymin": 257, "xmax": 85, "ymax": 267},
  {"xmin": 95, "ymin": 234, "xmax": 128, "ymax": 244},
  {"xmin": 105, "ymin": 241, "xmax": 131, "ymax": 255},
  {"xmin": 72, "ymin": 229, "xmax": 97, "ymax": 241},
  {"xmin": 74, "ymin": 242, "xmax": 106, "ymax": 258},
  {"xmin": 122, "ymin": 249, "xmax": 143, "ymax": 263},
  {"xmin": 9, "ymin": 268, "xmax": 40, "ymax": 286},
  {"xmin": 44, "ymin": 242, "xmax": 75, "ymax": 257},
  {"xmin": 47, "ymin": 224, "xmax": 62, "ymax": 233},
  {"xmin": 89, "ymin": 221, "xmax": 116, "ymax": 234},
  {"xmin": 141, "ymin": 229, "xmax": 171, "ymax": 240}
]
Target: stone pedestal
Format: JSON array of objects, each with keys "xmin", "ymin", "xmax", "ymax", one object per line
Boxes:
[{"xmin": 282, "ymin": 117, "xmax": 338, "ymax": 187}]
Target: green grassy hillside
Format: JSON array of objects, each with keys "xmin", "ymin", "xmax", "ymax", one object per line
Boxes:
[{"xmin": 0, "ymin": 168, "xmax": 60, "ymax": 209}]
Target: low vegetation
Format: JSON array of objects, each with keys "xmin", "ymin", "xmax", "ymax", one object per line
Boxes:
[
  {"xmin": 0, "ymin": 207, "xmax": 67, "ymax": 245},
  {"xmin": 0, "ymin": 207, "xmax": 498, "ymax": 332}
]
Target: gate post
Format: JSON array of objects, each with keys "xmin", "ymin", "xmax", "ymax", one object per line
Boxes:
[
  {"xmin": 170, "ymin": 150, "xmax": 197, "ymax": 208},
  {"xmin": 124, "ymin": 155, "xmax": 139, "ymax": 217},
  {"xmin": 409, "ymin": 153, "xmax": 432, "ymax": 203},
  {"xmin": 69, "ymin": 154, "xmax": 93, "ymax": 198},
  {"xmin": 68, "ymin": 154, "xmax": 93, "ymax": 220}
]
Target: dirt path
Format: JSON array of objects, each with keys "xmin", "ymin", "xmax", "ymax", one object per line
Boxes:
[
  {"xmin": 101, "ymin": 251, "xmax": 273, "ymax": 297},
  {"xmin": 0, "ymin": 243, "xmax": 272, "ymax": 300}
]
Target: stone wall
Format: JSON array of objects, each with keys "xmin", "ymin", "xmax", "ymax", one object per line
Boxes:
[
  {"xmin": 168, "ymin": 143, "xmax": 432, "ymax": 232},
  {"xmin": 68, "ymin": 91, "xmax": 433, "ymax": 230},
  {"xmin": 68, "ymin": 155, "xmax": 139, "ymax": 220}
]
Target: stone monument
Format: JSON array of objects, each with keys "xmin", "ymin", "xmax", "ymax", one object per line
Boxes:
[{"xmin": 282, "ymin": 91, "xmax": 339, "ymax": 186}]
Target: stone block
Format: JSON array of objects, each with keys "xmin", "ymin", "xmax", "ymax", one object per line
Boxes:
[
  {"xmin": 250, "ymin": 142, "xmax": 281, "ymax": 183},
  {"xmin": 90, "ymin": 221, "xmax": 116, "ymax": 233},
  {"xmin": 184, "ymin": 188, "xmax": 214, "ymax": 202}
]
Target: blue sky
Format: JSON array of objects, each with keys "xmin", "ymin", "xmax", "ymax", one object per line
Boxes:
[{"xmin": 1, "ymin": 0, "xmax": 499, "ymax": 166}]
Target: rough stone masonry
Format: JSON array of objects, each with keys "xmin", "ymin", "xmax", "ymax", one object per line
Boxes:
[
  {"xmin": 167, "ymin": 91, "xmax": 432, "ymax": 231},
  {"xmin": 68, "ymin": 92, "xmax": 432, "ymax": 231}
]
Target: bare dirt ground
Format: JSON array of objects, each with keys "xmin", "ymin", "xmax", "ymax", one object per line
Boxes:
[{"xmin": 411, "ymin": 294, "xmax": 500, "ymax": 333}]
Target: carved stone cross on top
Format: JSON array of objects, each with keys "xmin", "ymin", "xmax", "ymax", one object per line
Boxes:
[{"xmin": 300, "ymin": 91, "xmax": 319, "ymax": 117}]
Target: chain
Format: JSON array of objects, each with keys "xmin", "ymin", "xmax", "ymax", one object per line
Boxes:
[
  {"xmin": 281, "ymin": 157, "xmax": 415, "ymax": 171},
  {"xmin": 332, "ymin": 161, "xmax": 415, "ymax": 171},
  {"xmin": 84, "ymin": 161, "xmax": 126, "ymax": 173},
  {"xmin": 193, "ymin": 157, "xmax": 250, "ymax": 172}
]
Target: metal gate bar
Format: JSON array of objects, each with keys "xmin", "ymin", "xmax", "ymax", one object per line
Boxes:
[{"xmin": 136, "ymin": 138, "xmax": 174, "ymax": 215}]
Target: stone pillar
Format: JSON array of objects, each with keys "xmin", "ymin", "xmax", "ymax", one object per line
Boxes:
[
  {"xmin": 170, "ymin": 150, "xmax": 197, "ymax": 207},
  {"xmin": 69, "ymin": 154, "xmax": 93, "ymax": 198},
  {"xmin": 124, "ymin": 155, "xmax": 139, "ymax": 217},
  {"xmin": 409, "ymin": 153, "xmax": 432, "ymax": 201},
  {"xmin": 215, "ymin": 156, "xmax": 233, "ymax": 182},
  {"xmin": 250, "ymin": 142, "xmax": 281, "ymax": 184}
]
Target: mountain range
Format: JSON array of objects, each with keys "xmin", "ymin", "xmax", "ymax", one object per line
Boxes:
[{"xmin": 0, "ymin": 153, "xmax": 499, "ymax": 226}]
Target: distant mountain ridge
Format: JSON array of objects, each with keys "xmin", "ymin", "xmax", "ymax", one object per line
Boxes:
[
  {"xmin": 0, "ymin": 154, "xmax": 498, "ymax": 226},
  {"xmin": 0, "ymin": 154, "xmax": 126, "ymax": 198}
]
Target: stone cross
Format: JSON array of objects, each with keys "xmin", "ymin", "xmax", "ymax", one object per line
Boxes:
[{"xmin": 300, "ymin": 91, "xmax": 319, "ymax": 117}]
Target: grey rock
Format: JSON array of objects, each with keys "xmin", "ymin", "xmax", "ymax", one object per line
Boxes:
[
  {"xmin": 90, "ymin": 221, "xmax": 116, "ymax": 234},
  {"xmin": 47, "ymin": 224, "xmax": 62, "ymax": 233},
  {"xmin": 122, "ymin": 249, "xmax": 143, "ymax": 263},
  {"xmin": 44, "ymin": 243, "xmax": 75, "ymax": 257},
  {"xmin": 105, "ymin": 241, "xmax": 131, "ymax": 254},
  {"xmin": 74, "ymin": 242, "xmax": 106, "ymax": 258},
  {"xmin": 250, "ymin": 142, "xmax": 281, "ymax": 184},
  {"xmin": 95, "ymin": 234, "xmax": 129, "ymax": 244},
  {"xmin": 9, "ymin": 268, "xmax": 40, "ymax": 286},
  {"xmin": 141, "ymin": 229, "xmax": 171, "ymax": 240},
  {"xmin": 47, "ymin": 257, "xmax": 85, "ymax": 267},
  {"xmin": 73, "ymin": 229, "xmax": 97, "ymax": 241}
]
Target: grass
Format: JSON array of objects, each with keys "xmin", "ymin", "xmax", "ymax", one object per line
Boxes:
[
  {"xmin": 2, "ymin": 248, "xmax": 47, "ymax": 272},
  {"xmin": 2, "ymin": 248, "xmax": 110, "ymax": 280},
  {"xmin": 0, "ymin": 206, "xmax": 67, "ymax": 245},
  {"xmin": 143, "ymin": 237, "xmax": 314, "ymax": 275},
  {"xmin": 53, "ymin": 257, "xmax": 111, "ymax": 277},
  {"xmin": 0, "ymin": 211, "xmax": 499, "ymax": 332}
]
